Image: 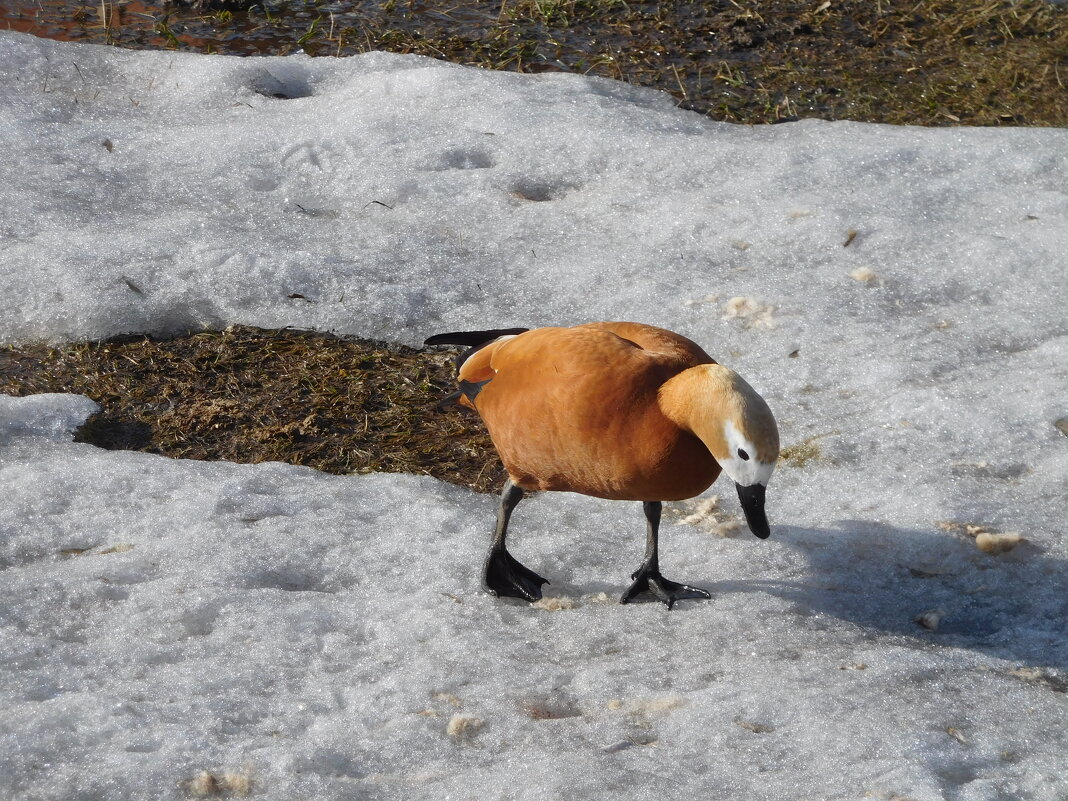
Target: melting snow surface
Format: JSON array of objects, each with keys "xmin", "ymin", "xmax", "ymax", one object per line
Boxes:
[{"xmin": 1, "ymin": 31, "xmax": 1067, "ymax": 801}]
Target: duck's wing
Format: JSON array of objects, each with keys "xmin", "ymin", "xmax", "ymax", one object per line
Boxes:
[{"xmin": 578, "ymin": 322, "xmax": 716, "ymax": 368}]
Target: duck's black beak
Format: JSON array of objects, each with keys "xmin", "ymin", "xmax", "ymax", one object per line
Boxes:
[{"xmin": 735, "ymin": 482, "xmax": 770, "ymax": 539}]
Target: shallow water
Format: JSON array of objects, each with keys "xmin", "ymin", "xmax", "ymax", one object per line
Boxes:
[{"xmin": 2, "ymin": 0, "xmax": 566, "ymax": 58}]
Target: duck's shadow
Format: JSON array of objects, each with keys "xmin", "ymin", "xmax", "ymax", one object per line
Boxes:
[{"xmin": 697, "ymin": 519, "xmax": 1068, "ymax": 672}]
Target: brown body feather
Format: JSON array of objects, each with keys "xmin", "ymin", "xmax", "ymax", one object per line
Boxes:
[{"xmin": 457, "ymin": 322, "xmax": 725, "ymax": 501}]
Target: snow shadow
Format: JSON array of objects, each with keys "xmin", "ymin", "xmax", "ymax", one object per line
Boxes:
[
  {"xmin": 718, "ymin": 520, "xmax": 1068, "ymax": 671},
  {"xmin": 250, "ymin": 66, "xmax": 315, "ymax": 100}
]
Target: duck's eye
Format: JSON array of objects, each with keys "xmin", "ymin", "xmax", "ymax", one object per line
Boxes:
[{"xmin": 738, "ymin": 448, "xmax": 750, "ymax": 461}]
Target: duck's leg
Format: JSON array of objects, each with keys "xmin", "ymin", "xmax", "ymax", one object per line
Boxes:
[
  {"xmin": 482, "ymin": 479, "xmax": 549, "ymax": 601},
  {"xmin": 620, "ymin": 501, "xmax": 711, "ymax": 609}
]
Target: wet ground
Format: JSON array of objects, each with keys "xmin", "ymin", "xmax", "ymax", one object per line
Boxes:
[
  {"xmin": 5, "ymin": 0, "xmax": 1067, "ymax": 125},
  {"xmin": 3, "ymin": 0, "xmax": 504, "ymax": 57}
]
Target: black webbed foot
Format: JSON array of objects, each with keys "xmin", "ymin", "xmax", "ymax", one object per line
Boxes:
[
  {"xmin": 620, "ymin": 563, "xmax": 711, "ymax": 609},
  {"xmin": 483, "ymin": 548, "xmax": 549, "ymax": 602}
]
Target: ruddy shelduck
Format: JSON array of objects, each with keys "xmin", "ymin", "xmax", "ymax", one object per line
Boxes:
[{"xmin": 425, "ymin": 322, "xmax": 780, "ymax": 608}]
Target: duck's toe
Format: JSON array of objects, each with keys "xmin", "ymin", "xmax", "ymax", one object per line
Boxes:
[
  {"xmin": 483, "ymin": 548, "xmax": 549, "ymax": 602},
  {"xmin": 620, "ymin": 567, "xmax": 710, "ymax": 609}
]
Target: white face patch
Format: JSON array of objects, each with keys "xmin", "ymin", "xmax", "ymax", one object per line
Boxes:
[{"xmin": 721, "ymin": 419, "xmax": 776, "ymax": 487}]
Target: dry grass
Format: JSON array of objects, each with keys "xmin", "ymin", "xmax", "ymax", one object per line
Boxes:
[
  {"xmin": 780, "ymin": 433, "xmax": 835, "ymax": 467},
  {"xmin": 318, "ymin": 0, "xmax": 1066, "ymax": 125},
  {"xmin": 0, "ymin": 326, "xmax": 504, "ymax": 493}
]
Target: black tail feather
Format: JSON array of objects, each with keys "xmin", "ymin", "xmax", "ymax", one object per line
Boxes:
[
  {"xmin": 423, "ymin": 328, "xmax": 528, "ymax": 347},
  {"xmin": 425, "ymin": 327, "xmax": 529, "ymax": 374}
]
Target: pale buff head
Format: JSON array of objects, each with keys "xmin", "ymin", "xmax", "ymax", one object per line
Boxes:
[
  {"xmin": 661, "ymin": 364, "xmax": 779, "ymax": 483},
  {"xmin": 658, "ymin": 363, "xmax": 780, "ymax": 538}
]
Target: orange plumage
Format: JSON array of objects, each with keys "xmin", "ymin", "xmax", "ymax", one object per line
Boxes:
[{"xmin": 457, "ymin": 322, "xmax": 722, "ymax": 501}]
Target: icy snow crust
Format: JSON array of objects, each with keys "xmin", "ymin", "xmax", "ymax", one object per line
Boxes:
[{"xmin": 1, "ymin": 31, "xmax": 1067, "ymax": 800}]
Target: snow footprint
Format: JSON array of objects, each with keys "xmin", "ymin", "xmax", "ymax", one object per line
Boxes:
[
  {"xmin": 510, "ymin": 177, "xmax": 580, "ymax": 202},
  {"xmin": 281, "ymin": 141, "xmax": 337, "ymax": 173},
  {"xmin": 427, "ymin": 146, "xmax": 497, "ymax": 171}
]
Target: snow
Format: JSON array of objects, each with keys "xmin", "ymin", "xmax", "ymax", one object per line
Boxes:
[{"xmin": 1, "ymin": 30, "xmax": 1067, "ymax": 801}]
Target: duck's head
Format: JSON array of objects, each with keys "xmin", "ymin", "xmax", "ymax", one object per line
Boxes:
[
  {"xmin": 660, "ymin": 364, "xmax": 780, "ymax": 538},
  {"xmin": 716, "ymin": 402, "xmax": 779, "ymax": 539}
]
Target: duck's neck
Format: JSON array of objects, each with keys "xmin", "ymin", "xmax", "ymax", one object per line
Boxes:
[{"xmin": 657, "ymin": 364, "xmax": 737, "ymax": 457}]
